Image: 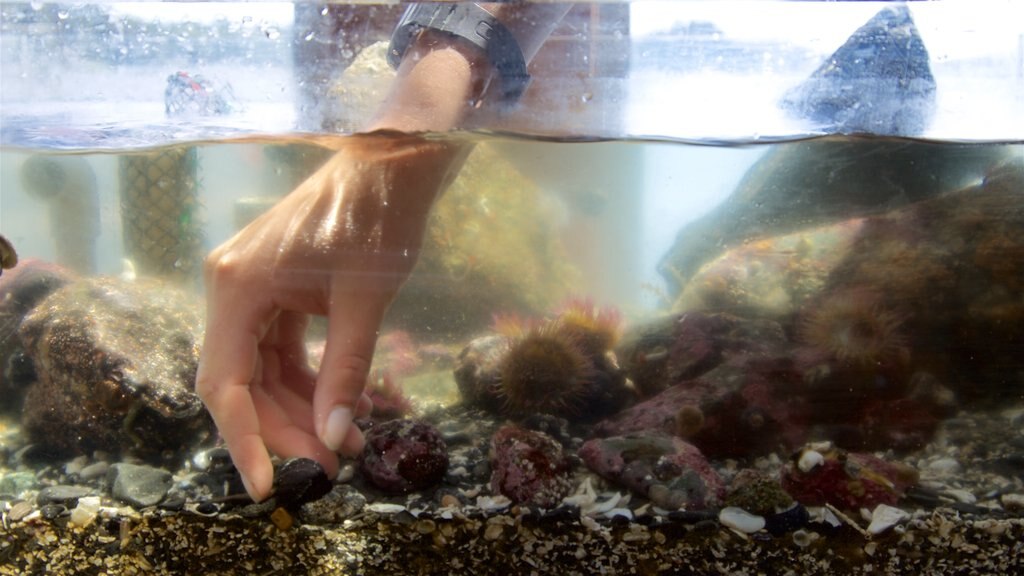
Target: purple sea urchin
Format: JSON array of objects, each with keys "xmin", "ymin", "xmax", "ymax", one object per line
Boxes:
[{"xmin": 499, "ymin": 325, "xmax": 594, "ymax": 417}]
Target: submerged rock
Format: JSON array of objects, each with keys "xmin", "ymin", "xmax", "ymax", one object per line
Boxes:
[
  {"xmin": 781, "ymin": 443, "xmax": 918, "ymax": 511},
  {"xmin": 0, "ymin": 259, "xmax": 72, "ymax": 413},
  {"xmin": 579, "ymin": 433, "xmax": 724, "ymax": 511},
  {"xmin": 658, "ymin": 138, "xmax": 1016, "ymax": 297},
  {"xmin": 598, "ymin": 313, "xmax": 808, "ymax": 459},
  {"xmin": 360, "ymin": 419, "xmax": 449, "ymax": 495},
  {"xmin": 489, "ymin": 425, "xmax": 573, "ymax": 508},
  {"xmin": 17, "ymin": 276, "xmax": 213, "ymax": 463},
  {"xmin": 108, "ymin": 463, "xmax": 172, "ymax": 508}
]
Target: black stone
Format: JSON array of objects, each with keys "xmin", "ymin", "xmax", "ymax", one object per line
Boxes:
[
  {"xmin": 764, "ymin": 503, "xmax": 810, "ymax": 536},
  {"xmin": 273, "ymin": 457, "xmax": 333, "ymax": 510}
]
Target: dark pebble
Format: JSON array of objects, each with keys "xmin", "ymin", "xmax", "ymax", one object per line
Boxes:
[
  {"xmin": 667, "ymin": 509, "xmax": 718, "ymax": 524},
  {"xmin": 764, "ymin": 503, "xmax": 809, "ymax": 536},
  {"xmin": 39, "ymin": 503, "xmax": 67, "ymax": 520},
  {"xmin": 273, "ymin": 458, "xmax": 333, "ymax": 510},
  {"xmin": 36, "ymin": 485, "xmax": 92, "ymax": 507},
  {"xmin": 195, "ymin": 501, "xmax": 220, "ymax": 515},
  {"xmin": 158, "ymin": 495, "xmax": 186, "ymax": 512}
]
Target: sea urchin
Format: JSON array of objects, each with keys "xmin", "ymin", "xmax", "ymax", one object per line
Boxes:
[{"xmin": 499, "ymin": 325, "xmax": 594, "ymax": 417}]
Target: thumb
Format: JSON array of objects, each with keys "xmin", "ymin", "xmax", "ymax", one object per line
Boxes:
[{"xmin": 314, "ymin": 285, "xmax": 390, "ymax": 455}]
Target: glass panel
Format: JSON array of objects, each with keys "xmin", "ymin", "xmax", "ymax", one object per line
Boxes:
[{"xmin": 1, "ymin": 2, "xmax": 1022, "ymax": 573}]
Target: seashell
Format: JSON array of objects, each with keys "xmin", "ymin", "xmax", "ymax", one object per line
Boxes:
[
  {"xmin": 719, "ymin": 506, "xmax": 766, "ymax": 534},
  {"xmin": 366, "ymin": 502, "xmax": 407, "ymax": 514},
  {"xmin": 866, "ymin": 503, "xmax": 909, "ymax": 535}
]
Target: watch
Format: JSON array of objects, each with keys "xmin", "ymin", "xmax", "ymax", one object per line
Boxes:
[{"xmin": 387, "ymin": 3, "xmax": 530, "ymax": 103}]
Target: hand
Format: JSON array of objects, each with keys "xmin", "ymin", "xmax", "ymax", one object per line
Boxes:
[{"xmin": 196, "ymin": 133, "xmax": 467, "ymax": 501}]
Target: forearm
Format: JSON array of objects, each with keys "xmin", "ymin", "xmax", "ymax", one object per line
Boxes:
[{"xmin": 366, "ymin": 3, "xmax": 571, "ymax": 133}]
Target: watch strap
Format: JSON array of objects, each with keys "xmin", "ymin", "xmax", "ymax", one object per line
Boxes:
[{"xmin": 387, "ymin": 3, "xmax": 530, "ymax": 103}]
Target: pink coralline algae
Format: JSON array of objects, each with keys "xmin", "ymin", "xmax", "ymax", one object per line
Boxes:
[
  {"xmin": 359, "ymin": 419, "xmax": 449, "ymax": 495},
  {"xmin": 489, "ymin": 425, "xmax": 573, "ymax": 508},
  {"xmin": 781, "ymin": 443, "xmax": 918, "ymax": 511},
  {"xmin": 579, "ymin": 433, "xmax": 724, "ymax": 511}
]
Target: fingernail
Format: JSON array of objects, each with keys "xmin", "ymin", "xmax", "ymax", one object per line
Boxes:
[
  {"xmin": 240, "ymin": 474, "xmax": 261, "ymax": 502},
  {"xmin": 322, "ymin": 406, "xmax": 353, "ymax": 452}
]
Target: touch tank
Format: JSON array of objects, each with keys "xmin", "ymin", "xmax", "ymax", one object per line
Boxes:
[{"xmin": 0, "ymin": 1, "xmax": 1022, "ymax": 574}]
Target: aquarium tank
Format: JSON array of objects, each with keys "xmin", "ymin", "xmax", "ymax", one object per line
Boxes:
[{"xmin": 1, "ymin": 1, "xmax": 1022, "ymax": 574}]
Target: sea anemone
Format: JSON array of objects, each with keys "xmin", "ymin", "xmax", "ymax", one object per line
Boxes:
[
  {"xmin": 553, "ymin": 297, "xmax": 623, "ymax": 355},
  {"xmin": 498, "ymin": 324, "xmax": 594, "ymax": 417},
  {"xmin": 798, "ymin": 288, "xmax": 909, "ymax": 368}
]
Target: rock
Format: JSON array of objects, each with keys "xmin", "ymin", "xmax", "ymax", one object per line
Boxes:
[
  {"xmin": 360, "ymin": 419, "xmax": 449, "ymax": 494},
  {"xmin": 0, "ymin": 259, "xmax": 72, "ymax": 413},
  {"xmin": 299, "ymin": 484, "xmax": 366, "ymax": 525},
  {"xmin": 597, "ymin": 314, "xmax": 808, "ymax": 459},
  {"xmin": 579, "ymin": 433, "xmax": 724, "ymax": 511},
  {"xmin": 489, "ymin": 425, "xmax": 573, "ymax": 508},
  {"xmin": 780, "ymin": 6, "xmax": 935, "ymax": 135},
  {"xmin": 18, "ymin": 276, "xmax": 214, "ymax": 462},
  {"xmin": 273, "ymin": 458, "xmax": 333, "ymax": 510},
  {"xmin": 108, "ymin": 463, "xmax": 172, "ymax": 508},
  {"xmin": 658, "ymin": 138, "xmax": 1016, "ymax": 297},
  {"xmin": 0, "ymin": 471, "xmax": 40, "ymax": 496},
  {"xmin": 662, "ymin": 159, "xmax": 1023, "ymax": 445},
  {"xmin": 781, "ymin": 444, "xmax": 918, "ymax": 511},
  {"xmin": 36, "ymin": 485, "xmax": 93, "ymax": 507},
  {"xmin": 724, "ymin": 469, "xmax": 793, "ymax": 516}
]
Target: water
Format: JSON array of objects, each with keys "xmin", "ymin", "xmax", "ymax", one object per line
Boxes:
[{"xmin": 1, "ymin": 132, "xmax": 1022, "ymax": 572}]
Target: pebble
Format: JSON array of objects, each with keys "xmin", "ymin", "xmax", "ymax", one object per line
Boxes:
[
  {"xmin": 108, "ymin": 463, "xmax": 172, "ymax": 508},
  {"xmin": 273, "ymin": 458, "xmax": 332, "ymax": 509},
  {"xmin": 0, "ymin": 471, "xmax": 40, "ymax": 496},
  {"xmin": 37, "ymin": 485, "xmax": 93, "ymax": 507},
  {"xmin": 719, "ymin": 506, "xmax": 766, "ymax": 534},
  {"xmin": 1000, "ymin": 493, "xmax": 1024, "ymax": 512},
  {"xmin": 78, "ymin": 461, "xmax": 110, "ymax": 482},
  {"xmin": 926, "ymin": 458, "xmax": 962, "ymax": 477},
  {"xmin": 867, "ymin": 504, "xmax": 909, "ymax": 535}
]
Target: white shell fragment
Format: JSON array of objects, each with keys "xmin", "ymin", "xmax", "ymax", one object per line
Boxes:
[
  {"xmin": 798, "ymin": 449, "xmax": 825, "ymax": 473},
  {"xmin": 719, "ymin": 506, "xmax": 766, "ymax": 534},
  {"xmin": 867, "ymin": 504, "xmax": 909, "ymax": 535},
  {"xmin": 475, "ymin": 495, "xmax": 511, "ymax": 512},
  {"xmin": 70, "ymin": 496, "xmax": 102, "ymax": 528},
  {"xmin": 366, "ymin": 503, "xmax": 407, "ymax": 514}
]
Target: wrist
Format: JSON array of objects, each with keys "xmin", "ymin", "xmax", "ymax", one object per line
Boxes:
[{"xmin": 365, "ymin": 30, "xmax": 488, "ymax": 133}]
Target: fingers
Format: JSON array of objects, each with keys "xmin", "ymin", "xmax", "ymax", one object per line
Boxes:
[
  {"xmin": 252, "ymin": 382, "xmax": 340, "ymax": 478},
  {"xmin": 314, "ymin": 283, "xmax": 391, "ymax": 454},
  {"xmin": 196, "ymin": 256, "xmax": 275, "ymax": 502}
]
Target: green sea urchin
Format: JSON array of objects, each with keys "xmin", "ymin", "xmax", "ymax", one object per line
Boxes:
[{"xmin": 498, "ymin": 325, "xmax": 594, "ymax": 417}]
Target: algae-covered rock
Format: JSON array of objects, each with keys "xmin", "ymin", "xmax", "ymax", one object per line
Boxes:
[
  {"xmin": 18, "ymin": 276, "xmax": 213, "ymax": 462},
  {"xmin": 659, "ymin": 138, "xmax": 1016, "ymax": 296},
  {"xmin": 388, "ymin": 142, "xmax": 580, "ymax": 336}
]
